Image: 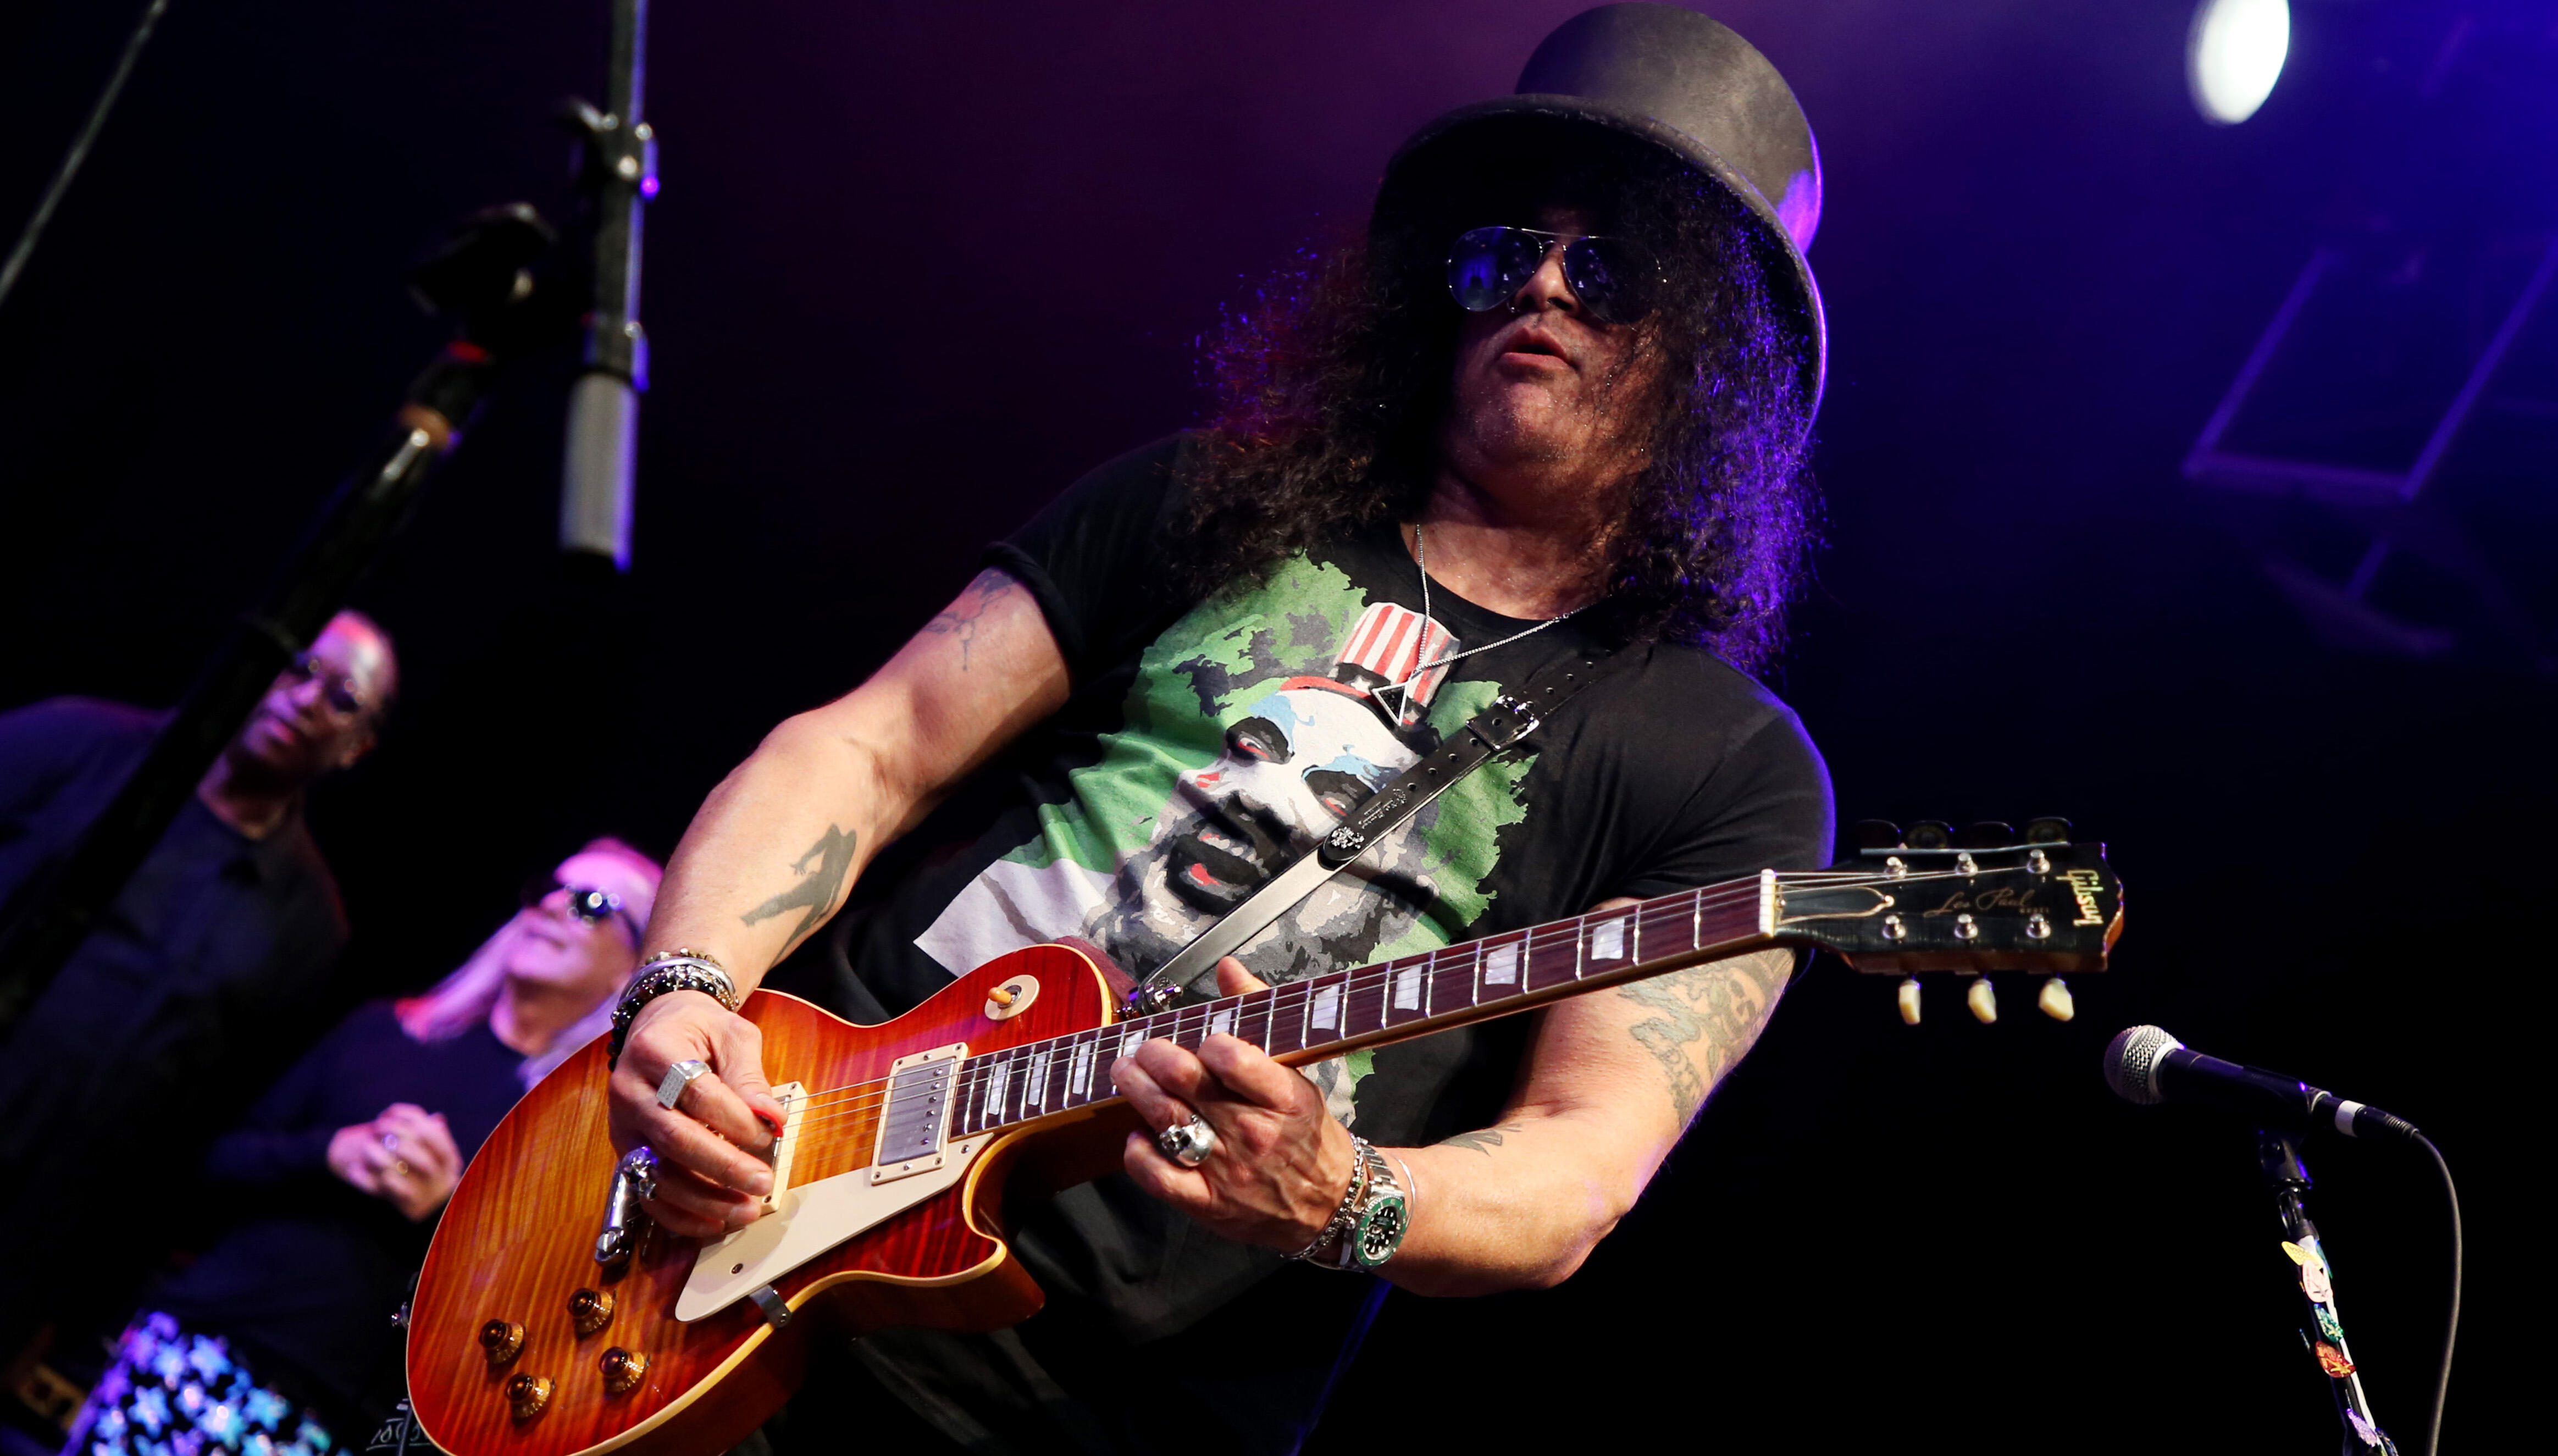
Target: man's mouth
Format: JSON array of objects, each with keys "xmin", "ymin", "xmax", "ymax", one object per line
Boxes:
[{"xmin": 1499, "ymin": 324, "xmax": 1573, "ymax": 367}]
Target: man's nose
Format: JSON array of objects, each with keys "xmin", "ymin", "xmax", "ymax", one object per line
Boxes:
[{"xmin": 1515, "ymin": 247, "xmax": 1580, "ymax": 314}]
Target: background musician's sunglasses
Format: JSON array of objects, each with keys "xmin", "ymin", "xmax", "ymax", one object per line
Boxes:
[
  {"xmin": 1445, "ymin": 225, "xmax": 1654, "ymax": 325},
  {"xmin": 523, "ymin": 877, "xmax": 644, "ymax": 945}
]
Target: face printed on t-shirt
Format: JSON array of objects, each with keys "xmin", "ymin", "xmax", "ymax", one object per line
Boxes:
[{"xmin": 1159, "ymin": 680, "xmax": 1408, "ymax": 914}]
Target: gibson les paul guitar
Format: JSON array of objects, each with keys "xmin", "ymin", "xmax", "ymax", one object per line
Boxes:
[{"xmin": 407, "ymin": 818, "xmax": 2120, "ymax": 1456}]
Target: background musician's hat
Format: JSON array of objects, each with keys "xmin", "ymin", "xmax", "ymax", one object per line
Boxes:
[{"xmin": 1371, "ymin": 3, "xmax": 1827, "ymax": 419}]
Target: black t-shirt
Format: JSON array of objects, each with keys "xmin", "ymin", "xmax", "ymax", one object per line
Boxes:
[
  {"xmin": 803, "ymin": 436, "xmax": 1832, "ymax": 1451},
  {"xmin": 0, "ymin": 698, "xmax": 349, "ymax": 1346}
]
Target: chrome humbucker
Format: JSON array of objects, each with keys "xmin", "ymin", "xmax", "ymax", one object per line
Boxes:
[{"xmin": 870, "ymin": 1042, "xmax": 967, "ymax": 1185}]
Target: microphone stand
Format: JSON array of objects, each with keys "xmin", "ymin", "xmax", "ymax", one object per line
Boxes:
[
  {"xmin": 2258, "ymin": 1130, "xmax": 2399, "ymax": 1454},
  {"xmin": 558, "ymin": 0, "xmax": 655, "ymax": 568}
]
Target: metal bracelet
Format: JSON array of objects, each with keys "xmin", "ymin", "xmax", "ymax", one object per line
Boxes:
[
  {"xmin": 606, "ymin": 959, "xmax": 741, "ymax": 1069},
  {"xmin": 1285, "ymin": 1136, "xmax": 1372, "ymax": 1268}
]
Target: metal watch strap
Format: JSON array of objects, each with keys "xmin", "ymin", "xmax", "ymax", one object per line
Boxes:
[{"xmin": 1139, "ymin": 645, "xmax": 1634, "ymax": 1004}]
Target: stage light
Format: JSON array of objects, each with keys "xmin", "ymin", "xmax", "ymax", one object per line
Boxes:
[{"xmin": 2187, "ymin": 0, "xmax": 2289, "ymax": 125}]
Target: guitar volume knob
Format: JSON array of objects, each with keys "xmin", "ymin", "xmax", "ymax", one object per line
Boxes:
[
  {"xmin": 506, "ymin": 1373, "xmax": 554, "ymax": 1421},
  {"xmin": 600, "ymin": 1347, "xmax": 650, "ymax": 1396},
  {"xmin": 479, "ymin": 1319, "xmax": 524, "ymax": 1366},
  {"xmin": 569, "ymin": 1287, "xmax": 615, "ymax": 1336}
]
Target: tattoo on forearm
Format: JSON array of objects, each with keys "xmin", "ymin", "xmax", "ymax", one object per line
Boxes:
[
  {"xmin": 741, "ymin": 824, "xmax": 858, "ymax": 951},
  {"xmin": 1617, "ymin": 949, "xmax": 1790, "ymax": 1123},
  {"xmin": 921, "ymin": 568, "xmax": 1017, "ymax": 671},
  {"xmin": 1437, "ymin": 1123, "xmax": 1521, "ymax": 1156}
]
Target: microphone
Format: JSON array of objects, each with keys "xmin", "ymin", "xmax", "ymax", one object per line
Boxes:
[{"xmin": 2104, "ymin": 1025, "xmax": 2421, "ymax": 1142}]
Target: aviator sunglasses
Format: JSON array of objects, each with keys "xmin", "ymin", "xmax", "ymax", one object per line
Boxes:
[
  {"xmin": 1445, "ymin": 225, "xmax": 1653, "ymax": 325},
  {"xmin": 523, "ymin": 876, "xmax": 643, "ymax": 945}
]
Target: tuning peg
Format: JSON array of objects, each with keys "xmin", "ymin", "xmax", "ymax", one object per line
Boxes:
[
  {"xmin": 2022, "ymin": 817, "xmax": 2073, "ymax": 845},
  {"xmin": 2037, "ymin": 977, "xmax": 2074, "ymax": 1021},
  {"xmin": 1905, "ymin": 821, "xmax": 1953, "ymax": 850},
  {"xmin": 1956, "ymin": 821, "xmax": 2016, "ymax": 849},
  {"xmin": 1897, "ymin": 977, "xmax": 1922, "ymax": 1025},
  {"xmin": 1854, "ymin": 820, "xmax": 1903, "ymax": 851},
  {"xmin": 1967, "ymin": 976, "xmax": 1998, "ymax": 1023}
]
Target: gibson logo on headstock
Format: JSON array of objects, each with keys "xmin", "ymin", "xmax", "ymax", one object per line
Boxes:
[{"xmin": 2065, "ymin": 869, "xmax": 2106, "ymax": 927}]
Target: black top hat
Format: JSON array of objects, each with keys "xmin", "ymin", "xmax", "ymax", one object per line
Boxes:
[{"xmin": 1372, "ymin": 4, "xmax": 1826, "ymax": 418}]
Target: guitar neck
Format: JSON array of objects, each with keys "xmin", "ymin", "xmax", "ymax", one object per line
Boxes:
[{"xmin": 947, "ymin": 872, "xmax": 1778, "ymax": 1138}]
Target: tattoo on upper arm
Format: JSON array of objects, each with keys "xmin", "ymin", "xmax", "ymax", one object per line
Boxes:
[
  {"xmin": 740, "ymin": 824, "xmax": 859, "ymax": 951},
  {"xmin": 1437, "ymin": 1123, "xmax": 1522, "ymax": 1156},
  {"xmin": 921, "ymin": 568, "xmax": 1018, "ymax": 671},
  {"xmin": 1616, "ymin": 949, "xmax": 1791, "ymax": 1123}
]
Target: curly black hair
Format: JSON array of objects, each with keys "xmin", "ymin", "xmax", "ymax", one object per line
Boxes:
[{"xmin": 1173, "ymin": 120, "xmax": 1818, "ymax": 674}]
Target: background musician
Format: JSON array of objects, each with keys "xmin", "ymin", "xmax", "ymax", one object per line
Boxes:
[
  {"xmin": 0, "ymin": 611, "xmax": 399, "ymax": 1372},
  {"xmin": 59, "ymin": 839, "xmax": 661, "ymax": 1456}
]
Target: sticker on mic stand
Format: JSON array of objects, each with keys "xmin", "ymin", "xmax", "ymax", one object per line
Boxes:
[
  {"xmin": 2344, "ymin": 1407, "xmax": 2393, "ymax": 1451},
  {"xmin": 2282, "ymin": 1240, "xmax": 2334, "ymax": 1303},
  {"xmin": 2314, "ymin": 1302, "xmax": 2346, "ymax": 1344},
  {"xmin": 2313, "ymin": 1339, "xmax": 2356, "ymax": 1378}
]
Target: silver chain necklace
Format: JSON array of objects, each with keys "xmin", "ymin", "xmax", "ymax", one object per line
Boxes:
[{"xmin": 1383, "ymin": 523, "xmax": 1582, "ymax": 721}]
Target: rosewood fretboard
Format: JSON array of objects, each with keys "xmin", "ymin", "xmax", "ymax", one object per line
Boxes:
[{"xmin": 944, "ymin": 871, "xmax": 1778, "ymax": 1138}]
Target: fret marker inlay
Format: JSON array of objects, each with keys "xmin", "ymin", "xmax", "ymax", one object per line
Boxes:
[
  {"xmin": 1485, "ymin": 944, "xmax": 1519, "ymax": 986},
  {"xmin": 1311, "ymin": 985, "xmax": 1340, "ymax": 1031},
  {"xmin": 1392, "ymin": 966, "xmax": 1421, "ymax": 1010},
  {"xmin": 1591, "ymin": 917, "xmax": 1626, "ymax": 961}
]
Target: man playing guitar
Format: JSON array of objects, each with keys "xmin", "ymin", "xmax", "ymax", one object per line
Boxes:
[{"xmin": 610, "ymin": 7, "xmax": 1834, "ymax": 1448}]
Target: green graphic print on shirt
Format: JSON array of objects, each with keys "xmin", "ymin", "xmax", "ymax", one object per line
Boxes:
[{"xmin": 914, "ymin": 553, "xmax": 1532, "ymax": 1125}]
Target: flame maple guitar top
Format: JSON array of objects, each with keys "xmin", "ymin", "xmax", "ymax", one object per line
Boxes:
[{"xmin": 407, "ymin": 945, "xmax": 1133, "ymax": 1456}]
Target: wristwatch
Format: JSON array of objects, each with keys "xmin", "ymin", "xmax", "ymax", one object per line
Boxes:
[
  {"xmin": 1288, "ymin": 1136, "xmax": 1409, "ymax": 1271},
  {"xmin": 1344, "ymin": 1139, "xmax": 1410, "ymax": 1270}
]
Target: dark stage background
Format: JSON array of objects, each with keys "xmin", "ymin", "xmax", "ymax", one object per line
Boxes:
[{"xmin": 3, "ymin": 1, "xmax": 2549, "ymax": 1449}]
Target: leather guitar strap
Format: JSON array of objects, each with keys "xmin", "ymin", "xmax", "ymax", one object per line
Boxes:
[{"xmin": 1137, "ymin": 643, "xmax": 1636, "ymax": 1005}]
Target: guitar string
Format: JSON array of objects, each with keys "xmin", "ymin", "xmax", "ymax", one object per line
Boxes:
[
  {"xmin": 760, "ymin": 863, "xmax": 2036, "ymax": 1144},
  {"xmin": 756, "ymin": 881, "xmax": 1796, "ymax": 1147},
  {"xmin": 733, "ymin": 862, "xmax": 2030, "ymax": 1138},
  {"xmin": 752, "ymin": 868, "xmax": 1823, "ymax": 1130}
]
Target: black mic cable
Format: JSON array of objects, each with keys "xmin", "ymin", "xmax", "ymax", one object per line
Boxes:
[{"xmin": 2106, "ymin": 1026, "xmax": 2461, "ymax": 1456}]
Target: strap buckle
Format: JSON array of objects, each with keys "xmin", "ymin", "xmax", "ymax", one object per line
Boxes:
[{"xmin": 1471, "ymin": 694, "xmax": 1543, "ymax": 750}]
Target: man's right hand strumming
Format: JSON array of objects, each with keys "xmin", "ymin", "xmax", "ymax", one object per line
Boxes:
[{"xmin": 607, "ymin": 990, "xmax": 787, "ymax": 1238}]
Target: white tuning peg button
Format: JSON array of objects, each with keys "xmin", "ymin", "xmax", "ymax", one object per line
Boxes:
[
  {"xmin": 1967, "ymin": 976, "xmax": 1998, "ymax": 1024},
  {"xmin": 2037, "ymin": 977, "xmax": 2075, "ymax": 1022},
  {"xmin": 1897, "ymin": 977, "xmax": 1922, "ymax": 1026}
]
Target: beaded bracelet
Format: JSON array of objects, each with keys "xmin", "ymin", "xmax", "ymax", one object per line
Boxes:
[{"xmin": 606, "ymin": 950, "xmax": 740, "ymax": 1069}]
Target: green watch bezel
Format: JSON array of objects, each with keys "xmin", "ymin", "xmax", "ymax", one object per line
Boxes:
[{"xmin": 1350, "ymin": 1189, "xmax": 1409, "ymax": 1269}]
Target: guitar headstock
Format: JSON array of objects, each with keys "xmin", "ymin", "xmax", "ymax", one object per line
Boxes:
[{"xmin": 1774, "ymin": 818, "xmax": 2123, "ymax": 1025}]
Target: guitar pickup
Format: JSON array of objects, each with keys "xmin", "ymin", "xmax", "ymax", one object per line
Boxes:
[{"xmin": 870, "ymin": 1043, "xmax": 966, "ymax": 1186}]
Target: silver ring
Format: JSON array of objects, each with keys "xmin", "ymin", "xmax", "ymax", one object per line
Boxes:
[
  {"xmin": 1155, "ymin": 1114, "xmax": 1216, "ymax": 1167},
  {"xmin": 657, "ymin": 1059, "xmax": 712, "ymax": 1110},
  {"xmin": 379, "ymin": 1131, "xmax": 400, "ymax": 1151},
  {"xmin": 621, "ymin": 1144, "xmax": 660, "ymax": 1202}
]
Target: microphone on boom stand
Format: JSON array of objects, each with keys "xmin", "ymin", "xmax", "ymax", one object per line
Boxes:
[
  {"xmin": 2102, "ymin": 1025, "xmax": 2421, "ymax": 1142},
  {"xmin": 2102, "ymin": 1025, "xmax": 2460, "ymax": 1456}
]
